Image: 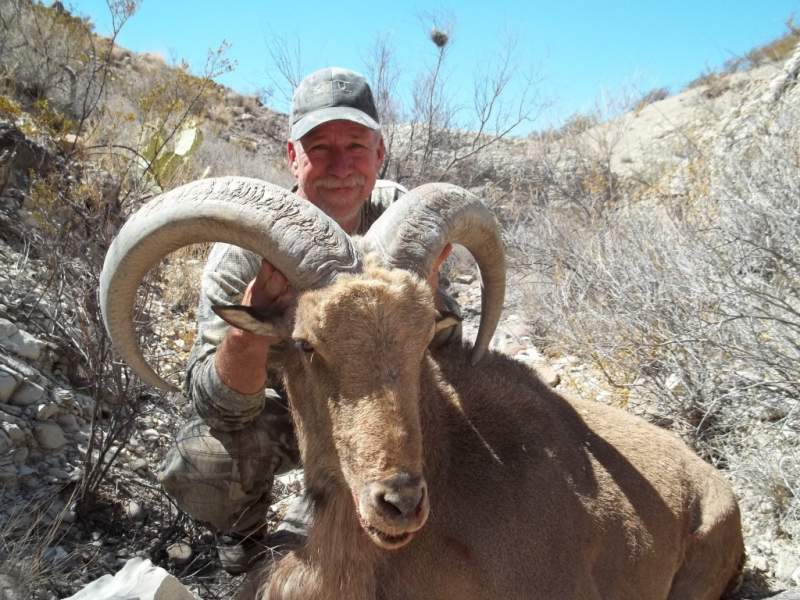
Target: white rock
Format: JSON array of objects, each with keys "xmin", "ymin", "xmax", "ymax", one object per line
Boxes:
[
  {"xmin": 129, "ymin": 458, "xmax": 148, "ymax": 472},
  {"xmin": 776, "ymin": 551, "xmax": 800, "ymax": 583},
  {"xmin": 10, "ymin": 380, "xmax": 46, "ymax": 406},
  {"xmin": 125, "ymin": 500, "xmax": 144, "ymax": 521},
  {"xmin": 3, "ymin": 423, "xmax": 25, "ymax": 443},
  {"xmin": 664, "ymin": 373, "xmax": 687, "ymax": 396},
  {"xmin": 62, "ymin": 557, "xmax": 195, "ymax": 600},
  {"xmin": 751, "ymin": 555, "xmax": 770, "ymax": 572},
  {"xmin": 166, "ymin": 542, "xmax": 192, "ymax": 563},
  {"xmin": 53, "ymin": 388, "xmax": 77, "ymax": 408},
  {"xmin": 141, "ymin": 428, "xmax": 160, "ymax": 442},
  {"xmin": 33, "ymin": 421, "xmax": 67, "ymax": 450},
  {"xmin": 0, "ymin": 325, "xmax": 45, "ymax": 360}
]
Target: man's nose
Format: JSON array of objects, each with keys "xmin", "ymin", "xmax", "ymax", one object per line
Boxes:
[{"xmin": 328, "ymin": 148, "xmax": 353, "ymax": 176}]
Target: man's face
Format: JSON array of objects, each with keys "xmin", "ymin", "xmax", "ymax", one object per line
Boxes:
[{"xmin": 288, "ymin": 120, "xmax": 385, "ymax": 233}]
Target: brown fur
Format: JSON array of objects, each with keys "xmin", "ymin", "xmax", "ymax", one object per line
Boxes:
[{"xmin": 235, "ymin": 263, "xmax": 744, "ymax": 600}]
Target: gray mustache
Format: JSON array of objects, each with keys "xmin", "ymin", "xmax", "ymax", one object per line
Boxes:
[{"xmin": 314, "ymin": 175, "xmax": 366, "ymax": 189}]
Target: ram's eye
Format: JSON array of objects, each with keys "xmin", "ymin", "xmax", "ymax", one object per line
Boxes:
[{"xmin": 294, "ymin": 339, "xmax": 314, "ymax": 354}]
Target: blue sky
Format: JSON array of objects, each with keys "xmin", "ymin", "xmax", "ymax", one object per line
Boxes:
[{"xmin": 66, "ymin": 1, "xmax": 799, "ymax": 134}]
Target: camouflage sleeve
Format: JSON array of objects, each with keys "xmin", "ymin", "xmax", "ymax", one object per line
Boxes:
[{"xmin": 185, "ymin": 243, "xmax": 270, "ymax": 431}]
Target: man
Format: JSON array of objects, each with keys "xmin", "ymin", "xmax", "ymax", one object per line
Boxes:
[{"xmin": 158, "ymin": 67, "xmax": 461, "ymax": 574}]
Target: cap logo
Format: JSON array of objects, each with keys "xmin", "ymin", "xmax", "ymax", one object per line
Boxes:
[{"xmin": 334, "ymin": 79, "xmax": 351, "ymax": 93}]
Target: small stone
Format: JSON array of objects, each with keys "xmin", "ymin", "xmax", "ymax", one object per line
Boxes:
[
  {"xmin": 0, "ymin": 368, "xmax": 18, "ymax": 402},
  {"xmin": 125, "ymin": 500, "xmax": 144, "ymax": 520},
  {"xmin": 0, "ymin": 325, "xmax": 45, "ymax": 360},
  {"xmin": 0, "ymin": 463, "xmax": 16, "ymax": 481},
  {"xmin": 56, "ymin": 413, "xmax": 80, "ymax": 432},
  {"xmin": 36, "ymin": 402, "xmax": 59, "ymax": 420},
  {"xmin": 11, "ymin": 447, "xmax": 28, "ymax": 465},
  {"xmin": 42, "ymin": 546, "xmax": 68, "ymax": 564},
  {"xmin": 10, "ymin": 380, "xmax": 46, "ymax": 406},
  {"xmin": 33, "ymin": 422, "xmax": 67, "ymax": 450},
  {"xmin": 0, "ymin": 318, "xmax": 17, "ymax": 337},
  {"xmin": 664, "ymin": 373, "xmax": 687, "ymax": 396},
  {"xmin": 0, "ymin": 429, "xmax": 10, "ymax": 453},
  {"xmin": 129, "ymin": 458, "xmax": 148, "ymax": 472},
  {"xmin": 751, "ymin": 555, "xmax": 770, "ymax": 572},
  {"xmin": 776, "ymin": 551, "xmax": 800, "ymax": 583},
  {"xmin": 533, "ymin": 363, "xmax": 561, "ymax": 388},
  {"xmin": 17, "ymin": 465, "xmax": 35, "ymax": 477},
  {"xmin": 3, "ymin": 423, "xmax": 25, "ymax": 443},
  {"xmin": 167, "ymin": 541, "xmax": 192, "ymax": 564},
  {"xmin": 141, "ymin": 428, "xmax": 160, "ymax": 442},
  {"xmin": 52, "ymin": 389, "xmax": 76, "ymax": 409}
]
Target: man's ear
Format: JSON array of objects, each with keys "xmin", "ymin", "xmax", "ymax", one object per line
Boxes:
[
  {"xmin": 376, "ymin": 134, "xmax": 385, "ymax": 167},
  {"xmin": 287, "ymin": 140, "xmax": 299, "ymax": 171},
  {"xmin": 213, "ymin": 304, "xmax": 282, "ymax": 338}
]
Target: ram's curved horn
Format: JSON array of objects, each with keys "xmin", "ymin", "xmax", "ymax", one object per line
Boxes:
[
  {"xmin": 99, "ymin": 176, "xmax": 361, "ymax": 392},
  {"xmin": 363, "ymin": 182, "xmax": 505, "ymax": 364}
]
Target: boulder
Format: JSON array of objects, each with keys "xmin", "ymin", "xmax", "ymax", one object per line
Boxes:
[
  {"xmin": 62, "ymin": 557, "xmax": 195, "ymax": 600},
  {"xmin": 33, "ymin": 421, "xmax": 67, "ymax": 450}
]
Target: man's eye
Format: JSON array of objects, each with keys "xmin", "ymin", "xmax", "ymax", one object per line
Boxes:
[{"xmin": 294, "ymin": 339, "xmax": 314, "ymax": 353}]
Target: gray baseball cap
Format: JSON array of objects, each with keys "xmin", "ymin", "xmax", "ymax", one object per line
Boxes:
[{"xmin": 290, "ymin": 67, "xmax": 380, "ymax": 140}]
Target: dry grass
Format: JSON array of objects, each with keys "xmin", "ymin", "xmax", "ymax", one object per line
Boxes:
[{"xmin": 508, "ymin": 99, "xmax": 800, "ymax": 547}]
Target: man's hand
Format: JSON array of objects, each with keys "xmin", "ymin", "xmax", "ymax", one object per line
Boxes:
[{"xmin": 215, "ymin": 260, "xmax": 294, "ymax": 394}]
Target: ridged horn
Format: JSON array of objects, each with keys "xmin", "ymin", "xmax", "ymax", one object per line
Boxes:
[
  {"xmin": 363, "ymin": 182, "xmax": 505, "ymax": 364},
  {"xmin": 99, "ymin": 176, "xmax": 361, "ymax": 392}
]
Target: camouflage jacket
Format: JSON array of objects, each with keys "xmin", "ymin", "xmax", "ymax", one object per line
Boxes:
[{"xmin": 185, "ymin": 180, "xmax": 462, "ymax": 431}]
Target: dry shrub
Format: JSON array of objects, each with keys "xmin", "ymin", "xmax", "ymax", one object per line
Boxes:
[
  {"xmin": 510, "ymin": 101, "xmax": 800, "ymax": 542},
  {"xmin": 632, "ymin": 86, "xmax": 670, "ymax": 113}
]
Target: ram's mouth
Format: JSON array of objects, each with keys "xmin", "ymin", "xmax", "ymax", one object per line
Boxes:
[{"xmin": 355, "ymin": 510, "xmax": 417, "ymax": 550}]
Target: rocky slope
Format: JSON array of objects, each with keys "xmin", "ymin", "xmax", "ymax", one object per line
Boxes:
[{"xmin": 1, "ymin": 34, "xmax": 799, "ymax": 600}]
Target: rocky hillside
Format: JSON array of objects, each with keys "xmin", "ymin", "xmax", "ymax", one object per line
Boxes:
[{"xmin": 1, "ymin": 3, "xmax": 799, "ymax": 598}]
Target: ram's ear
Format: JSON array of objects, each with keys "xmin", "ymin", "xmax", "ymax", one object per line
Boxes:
[{"xmin": 212, "ymin": 304, "xmax": 282, "ymax": 337}]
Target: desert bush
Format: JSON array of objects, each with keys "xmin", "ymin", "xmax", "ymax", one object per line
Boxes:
[
  {"xmin": 0, "ymin": 491, "xmax": 79, "ymax": 597},
  {"xmin": 0, "ymin": 0, "xmax": 136, "ymax": 138},
  {"xmin": 686, "ymin": 17, "xmax": 800, "ymax": 94},
  {"xmin": 511, "ymin": 100, "xmax": 799, "ymax": 542},
  {"xmin": 1, "ymin": 2, "xmax": 236, "ymax": 519},
  {"xmin": 632, "ymin": 86, "xmax": 670, "ymax": 112},
  {"xmin": 727, "ymin": 18, "xmax": 800, "ymax": 72}
]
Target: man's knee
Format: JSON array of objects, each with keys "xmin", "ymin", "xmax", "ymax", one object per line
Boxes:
[{"xmin": 158, "ymin": 408, "xmax": 299, "ymax": 532}]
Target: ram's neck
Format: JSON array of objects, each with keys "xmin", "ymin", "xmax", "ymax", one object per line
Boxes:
[
  {"xmin": 418, "ymin": 353, "xmax": 456, "ymax": 483},
  {"xmin": 309, "ymin": 485, "xmax": 379, "ymax": 598}
]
